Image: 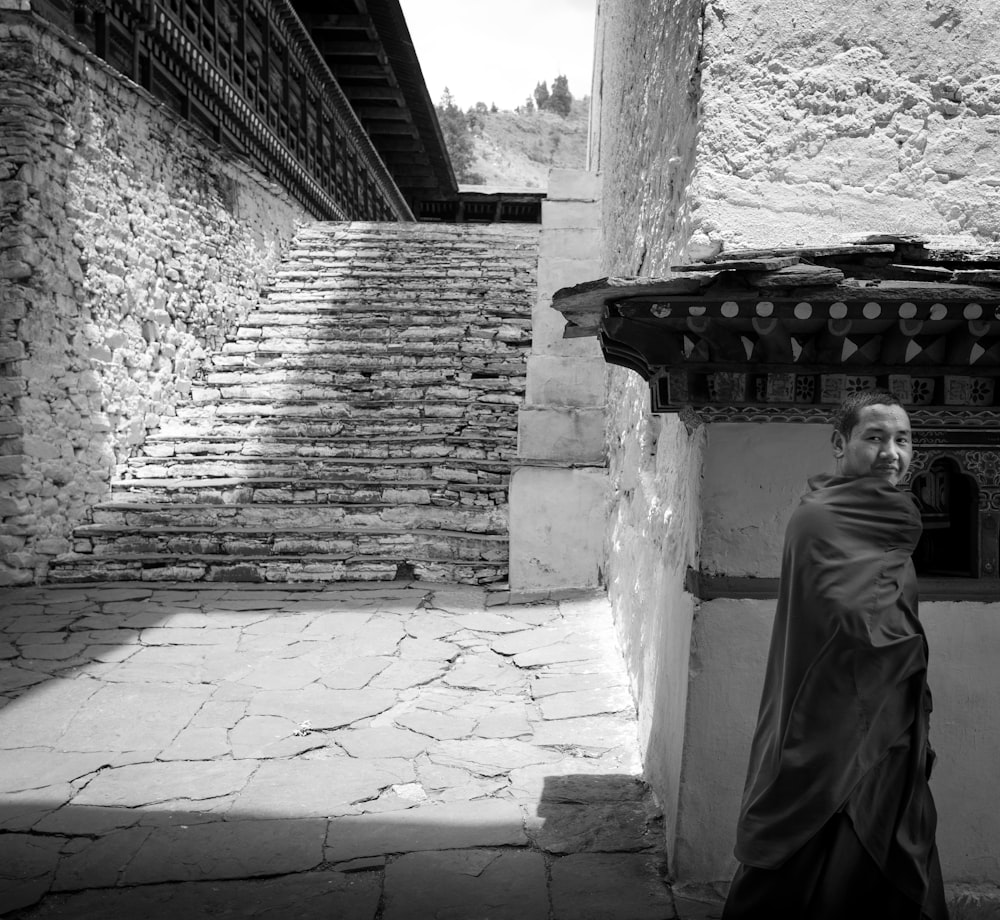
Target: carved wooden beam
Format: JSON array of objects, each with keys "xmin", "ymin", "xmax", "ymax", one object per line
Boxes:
[{"xmin": 554, "ymin": 244, "xmax": 1000, "ymax": 418}]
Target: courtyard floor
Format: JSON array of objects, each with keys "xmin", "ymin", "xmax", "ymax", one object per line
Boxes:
[{"xmin": 0, "ymin": 581, "xmax": 725, "ymax": 919}]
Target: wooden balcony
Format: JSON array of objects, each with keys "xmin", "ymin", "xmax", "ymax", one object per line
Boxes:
[{"xmin": 32, "ymin": 0, "xmax": 414, "ymax": 221}]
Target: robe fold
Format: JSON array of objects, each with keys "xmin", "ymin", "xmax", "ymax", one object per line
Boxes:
[{"xmin": 733, "ymin": 473, "xmax": 945, "ymax": 918}]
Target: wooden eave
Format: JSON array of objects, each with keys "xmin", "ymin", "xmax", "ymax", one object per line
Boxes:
[
  {"xmin": 553, "ymin": 237, "xmax": 1000, "ymax": 421},
  {"xmin": 291, "ymin": 0, "xmax": 458, "ymax": 210}
]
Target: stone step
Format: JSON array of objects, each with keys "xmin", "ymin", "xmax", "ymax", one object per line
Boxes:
[
  {"xmin": 153, "ymin": 417, "xmax": 514, "ymax": 440},
  {"xmin": 89, "ymin": 501, "xmax": 506, "ymax": 532},
  {"xmin": 46, "ymin": 553, "xmax": 507, "ymax": 585},
  {"xmin": 283, "ymin": 236, "xmax": 539, "ymax": 257},
  {"xmin": 231, "ymin": 307, "xmax": 532, "ymax": 324},
  {"xmin": 262, "ymin": 264, "xmax": 534, "ymax": 281},
  {"xmin": 174, "ymin": 398, "xmax": 521, "ymax": 422},
  {"xmin": 142, "ymin": 433, "xmax": 513, "ymax": 462},
  {"xmin": 258, "ymin": 290, "xmax": 531, "ymax": 308},
  {"xmin": 219, "ymin": 336, "xmax": 525, "ymax": 354},
  {"xmin": 56, "ymin": 222, "xmax": 536, "ymax": 588},
  {"xmin": 246, "ymin": 297, "xmax": 533, "ymax": 313},
  {"xmin": 207, "ymin": 352, "xmax": 525, "ymax": 373},
  {"xmin": 287, "ymin": 237, "xmax": 537, "ymax": 254},
  {"xmin": 229, "ymin": 323, "xmax": 531, "ymax": 344},
  {"xmin": 290, "ymin": 222, "xmax": 538, "ymax": 245},
  {"xmin": 260, "ymin": 287, "xmax": 532, "ymax": 303},
  {"xmin": 73, "ymin": 524, "xmax": 507, "ymax": 562},
  {"xmin": 119, "ymin": 456, "xmax": 509, "ymax": 483},
  {"xmin": 187, "ymin": 383, "xmax": 524, "ymax": 405},
  {"xmin": 109, "ymin": 477, "xmax": 502, "ymax": 506},
  {"xmin": 199, "ymin": 368, "xmax": 524, "ymax": 388},
  {"xmin": 188, "ymin": 385, "xmax": 525, "ymax": 402},
  {"xmin": 250, "ymin": 294, "xmax": 531, "ymax": 312}
]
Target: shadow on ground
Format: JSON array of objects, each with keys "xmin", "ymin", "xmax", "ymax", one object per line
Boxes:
[{"xmin": 0, "ymin": 583, "xmax": 703, "ymax": 919}]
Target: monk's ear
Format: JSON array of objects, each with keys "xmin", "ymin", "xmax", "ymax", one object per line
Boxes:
[{"xmin": 831, "ymin": 430, "xmax": 845, "ymax": 460}]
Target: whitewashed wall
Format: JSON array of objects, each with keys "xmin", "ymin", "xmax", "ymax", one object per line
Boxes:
[{"xmin": 589, "ymin": 0, "xmax": 1000, "ymax": 886}]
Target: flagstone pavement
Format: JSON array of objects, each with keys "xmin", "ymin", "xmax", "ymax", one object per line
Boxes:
[{"xmin": 0, "ymin": 581, "xmax": 726, "ymax": 920}]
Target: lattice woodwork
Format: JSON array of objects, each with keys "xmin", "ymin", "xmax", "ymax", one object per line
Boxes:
[{"xmin": 30, "ymin": 0, "xmax": 411, "ymax": 221}]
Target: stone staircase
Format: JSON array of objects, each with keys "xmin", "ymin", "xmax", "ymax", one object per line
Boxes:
[{"xmin": 50, "ymin": 222, "xmax": 538, "ymax": 585}]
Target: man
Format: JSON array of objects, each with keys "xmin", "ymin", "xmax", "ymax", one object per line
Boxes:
[{"xmin": 723, "ymin": 389, "xmax": 948, "ymax": 919}]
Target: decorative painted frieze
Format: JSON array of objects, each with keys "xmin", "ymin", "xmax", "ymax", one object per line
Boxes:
[{"xmin": 555, "ymin": 238, "xmax": 1000, "ymax": 422}]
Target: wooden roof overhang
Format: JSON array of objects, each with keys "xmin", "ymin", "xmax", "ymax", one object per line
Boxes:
[
  {"xmin": 553, "ymin": 237, "xmax": 1000, "ymax": 427},
  {"xmin": 291, "ymin": 0, "xmax": 458, "ymax": 213}
]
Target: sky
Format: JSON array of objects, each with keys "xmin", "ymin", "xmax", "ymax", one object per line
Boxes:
[{"xmin": 398, "ymin": 0, "xmax": 597, "ymax": 112}]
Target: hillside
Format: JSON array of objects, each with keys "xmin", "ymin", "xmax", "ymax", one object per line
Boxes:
[{"xmin": 460, "ymin": 99, "xmax": 590, "ymax": 189}]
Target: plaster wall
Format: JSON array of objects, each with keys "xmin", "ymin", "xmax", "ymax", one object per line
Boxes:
[
  {"xmin": 0, "ymin": 14, "xmax": 305, "ymax": 584},
  {"xmin": 700, "ymin": 423, "xmax": 833, "ymax": 577},
  {"xmin": 678, "ymin": 596, "xmax": 1000, "ymax": 887},
  {"xmin": 589, "ymin": 0, "xmax": 1000, "ymax": 878},
  {"xmin": 681, "ymin": 424, "xmax": 1000, "ymax": 888},
  {"xmin": 603, "ymin": 389, "xmax": 703, "ymax": 854},
  {"xmin": 591, "ymin": 0, "xmax": 707, "ymax": 272},
  {"xmin": 693, "ymin": 0, "xmax": 1000, "ymax": 249}
]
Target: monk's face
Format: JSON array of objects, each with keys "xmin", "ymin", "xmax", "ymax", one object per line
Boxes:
[{"xmin": 833, "ymin": 403, "xmax": 913, "ymax": 486}]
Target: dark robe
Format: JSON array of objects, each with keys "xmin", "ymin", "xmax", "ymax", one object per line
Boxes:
[{"xmin": 726, "ymin": 474, "xmax": 947, "ymax": 919}]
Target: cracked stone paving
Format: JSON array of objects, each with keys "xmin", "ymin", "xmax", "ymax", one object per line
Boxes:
[{"xmin": 0, "ymin": 582, "xmax": 725, "ymax": 919}]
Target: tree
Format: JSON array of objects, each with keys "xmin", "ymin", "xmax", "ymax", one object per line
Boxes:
[
  {"xmin": 548, "ymin": 74, "xmax": 573, "ymax": 117},
  {"xmin": 436, "ymin": 88, "xmax": 476, "ymax": 182},
  {"xmin": 533, "ymin": 81, "xmax": 550, "ymax": 111}
]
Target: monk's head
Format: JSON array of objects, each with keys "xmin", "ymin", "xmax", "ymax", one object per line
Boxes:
[{"xmin": 831, "ymin": 389, "xmax": 912, "ymax": 486}]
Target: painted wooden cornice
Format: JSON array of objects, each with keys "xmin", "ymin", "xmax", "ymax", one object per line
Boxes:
[{"xmin": 553, "ymin": 236, "xmax": 1000, "ymax": 424}]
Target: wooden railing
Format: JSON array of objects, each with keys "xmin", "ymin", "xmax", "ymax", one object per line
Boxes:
[{"xmin": 34, "ymin": 0, "xmax": 413, "ymax": 221}]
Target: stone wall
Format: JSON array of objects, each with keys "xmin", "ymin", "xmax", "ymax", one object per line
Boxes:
[{"xmin": 0, "ymin": 12, "xmax": 306, "ymax": 584}]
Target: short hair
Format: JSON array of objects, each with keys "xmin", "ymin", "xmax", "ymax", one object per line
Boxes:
[{"xmin": 831, "ymin": 388, "xmax": 905, "ymax": 438}]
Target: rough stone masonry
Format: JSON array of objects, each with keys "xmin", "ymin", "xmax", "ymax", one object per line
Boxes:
[{"xmin": 0, "ymin": 14, "xmax": 307, "ymax": 586}]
